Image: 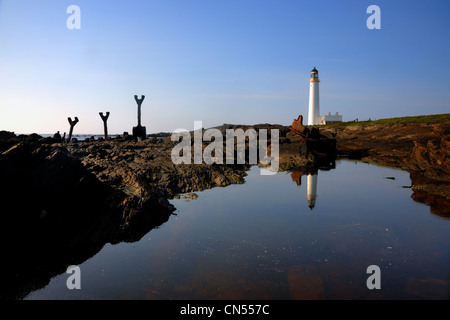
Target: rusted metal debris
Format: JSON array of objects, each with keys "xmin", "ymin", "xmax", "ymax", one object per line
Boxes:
[
  {"xmin": 290, "ymin": 115, "xmax": 308, "ymax": 138},
  {"xmin": 290, "ymin": 115, "xmax": 322, "ymax": 139},
  {"xmin": 290, "ymin": 114, "xmax": 336, "ymax": 156}
]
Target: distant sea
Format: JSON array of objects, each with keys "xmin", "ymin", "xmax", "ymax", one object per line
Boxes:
[
  {"xmin": 20, "ymin": 133, "xmax": 170, "ymax": 140},
  {"xmin": 16, "ymin": 133, "xmax": 107, "ymax": 141}
]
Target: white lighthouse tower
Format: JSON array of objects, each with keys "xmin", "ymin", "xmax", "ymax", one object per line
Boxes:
[{"xmin": 308, "ymin": 67, "xmax": 320, "ymax": 126}]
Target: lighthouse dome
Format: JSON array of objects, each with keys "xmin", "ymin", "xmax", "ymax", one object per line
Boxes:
[{"xmin": 310, "ymin": 67, "xmax": 319, "ymax": 82}]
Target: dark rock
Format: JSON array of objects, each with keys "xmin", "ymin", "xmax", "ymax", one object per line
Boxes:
[
  {"xmin": 335, "ymin": 121, "xmax": 450, "ymax": 203},
  {"xmin": 52, "ymin": 131, "xmax": 62, "ymax": 142},
  {"xmin": 0, "ymin": 130, "xmax": 16, "ymax": 140}
]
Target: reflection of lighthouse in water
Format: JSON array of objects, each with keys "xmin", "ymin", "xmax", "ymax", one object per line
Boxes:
[{"xmin": 307, "ymin": 174, "xmax": 318, "ymax": 209}]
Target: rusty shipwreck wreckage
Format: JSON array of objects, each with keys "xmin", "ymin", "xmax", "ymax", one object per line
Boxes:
[{"xmin": 290, "ymin": 114, "xmax": 337, "ymax": 158}]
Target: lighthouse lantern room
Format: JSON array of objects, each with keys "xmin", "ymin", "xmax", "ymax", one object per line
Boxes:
[{"xmin": 308, "ymin": 67, "xmax": 320, "ymax": 126}]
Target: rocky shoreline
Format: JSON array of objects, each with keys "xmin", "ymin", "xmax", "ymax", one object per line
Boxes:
[
  {"xmin": 329, "ymin": 121, "xmax": 450, "ymax": 216},
  {"xmin": 0, "ymin": 119, "xmax": 449, "ymax": 299},
  {"xmin": 0, "ymin": 130, "xmax": 252, "ymax": 299}
]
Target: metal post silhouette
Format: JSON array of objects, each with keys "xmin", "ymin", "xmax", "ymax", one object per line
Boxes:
[
  {"xmin": 99, "ymin": 112, "xmax": 110, "ymax": 140},
  {"xmin": 67, "ymin": 117, "xmax": 79, "ymax": 142},
  {"xmin": 132, "ymin": 95, "xmax": 147, "ymax": 141},
  {"xmin": 135, "ymin": 95, "xmax": 144, "ymax": 127}
]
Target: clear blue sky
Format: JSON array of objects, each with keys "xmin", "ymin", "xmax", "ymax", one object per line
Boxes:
[{"xmin": 0, "ymin": 0, "xmax": 449, "ymax": 134}]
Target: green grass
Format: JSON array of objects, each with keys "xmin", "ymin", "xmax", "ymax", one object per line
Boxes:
[{"xmin": 325, "ymin": 113, "xmax": 450, "ymax": 129}]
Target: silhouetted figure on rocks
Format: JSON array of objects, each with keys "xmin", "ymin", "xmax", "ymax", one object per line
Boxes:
[{"xmin": 53, "ymin": 131, "xmax": 62, "ymax": 142}]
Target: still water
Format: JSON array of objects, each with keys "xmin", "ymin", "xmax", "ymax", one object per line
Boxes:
[{"xmin": 26, "ymin": 160, "xmax": 450, "ymax": 300}]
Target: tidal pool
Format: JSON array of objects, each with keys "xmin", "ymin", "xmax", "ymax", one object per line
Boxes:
[{"xmin": 26, "ymin": 160, "xmax": 450, "ymax": 300}]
